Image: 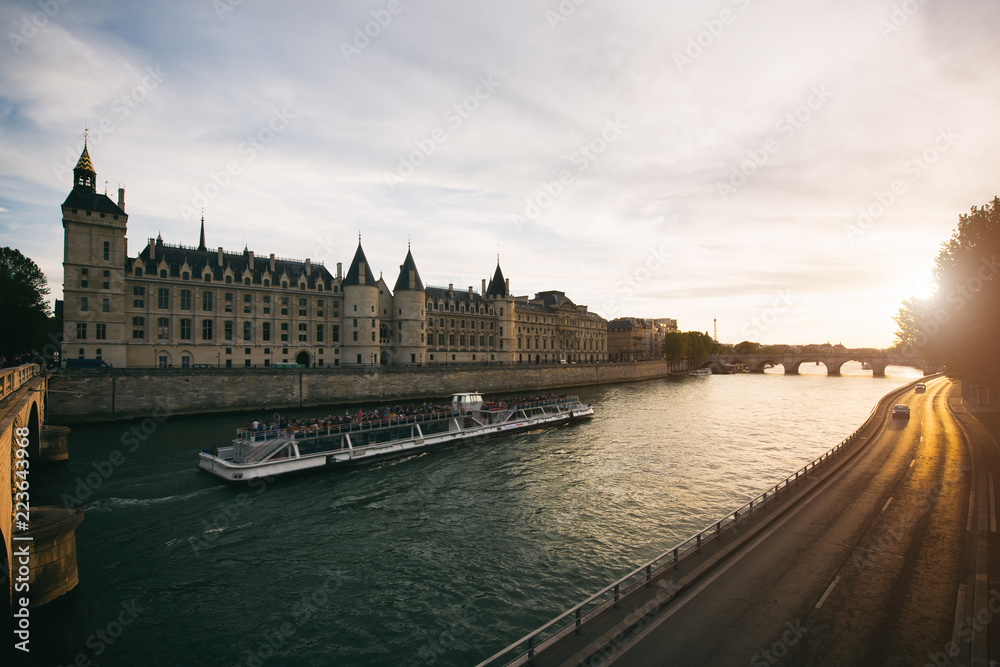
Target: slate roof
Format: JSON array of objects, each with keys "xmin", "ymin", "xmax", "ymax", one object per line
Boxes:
[
  {"xmin": 342, "ymin": 242, "xmax": 376, "ymax": 287},
  {"xmin": 127, "ymin": 240, "xmax": 334, "ymax": 287},
  {"xmin": 486, "ymin": 263, "xmax": 508, "ymax": 297},
  {"xmin": 62, "ymin": 189, "xmax": 126, "ymax": 216},
  {"xmin": 392, "ymin": 249, "xmax": 424, "ymax": 292}
]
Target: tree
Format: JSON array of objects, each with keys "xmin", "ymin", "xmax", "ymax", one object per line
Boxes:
[
  {"xmin": 662, "ymin": 331, "xmax": 688, "ymax": 362},
  {"xmin": 0, "ymin": 247, "xmax": 52, "ymax": 360},
  {"xmin": 734, "ymin": 340, "xmax": 761, "ymax": 355},
  {"xmin": 663, "ymin": 330, "xmax": 714, "ymax": 364},
  {"xmin": 894, "ymin": 196, "xmax": 1000, "ymax": 381}
]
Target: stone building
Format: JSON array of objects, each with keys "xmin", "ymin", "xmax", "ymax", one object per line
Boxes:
[
  {"xmin": 60, "ymin": 145, "xmax": 603, "ymax": 368},
  {"xmin": 607, "ymin": 317, "xmax": 678, "ymax": 362}
]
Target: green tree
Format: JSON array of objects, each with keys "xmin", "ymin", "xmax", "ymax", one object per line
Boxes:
[
  {"xmin": 662, "ymin": 331, "xmax": 688, "ymax": 362},
  {"xmin": 734, "ymin": 340, "xmax": 761, "ymax": 355},
  {"xmin": 894, "ymin": 196, "xmax": 1000, "ymax": 381},
  {"xmin": 0, "ymin": 247, "xmax": 52, "ymax": 360},
  {"xmin": 663, "ymin": 330, "xmax": 714, "ymax": 364}
]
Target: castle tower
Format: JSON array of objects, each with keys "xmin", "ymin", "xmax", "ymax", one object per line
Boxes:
[
  {"xmin": 486, "ymin": 261, "xmax": 515, "ymax": 363},
  {"xmin": 340, "ymin": 240, "xmax": 380, "ymax": 366},
  {"xmin": 60, "ymin": 141, "xmax": 129, "ymax": 367},
  {"xmin": 391, "ymin": 246, "xmax": 426, "ymax": 366}
]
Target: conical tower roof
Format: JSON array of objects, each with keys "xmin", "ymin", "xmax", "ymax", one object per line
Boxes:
[
  {"xmin": 75, "ymin": 143, "xmax": 95, "ymax": 172},
  {"xmin": 486, "ymin": 262, "xmax": 507, "ymax": 297},
  {"xmin": 342, "ymin": 241, "xmax": 376, "ymax": 286},
  {"xmin": 392, "ymin": 247, "xmax": 424, "ymax": 292}
]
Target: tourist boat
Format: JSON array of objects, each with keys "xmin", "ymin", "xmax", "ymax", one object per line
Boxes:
[
  {"xmin": 197, "ymin": 393, "xmax": 594, "ymax": 481},
  {"xmin": 688, "ymin": 368, "xmax": 712, "ymax": 376}
]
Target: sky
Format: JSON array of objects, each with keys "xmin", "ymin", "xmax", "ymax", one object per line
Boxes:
[{"xmin": 1, "ymin": 0, "xmax": 998, "ymax": 348}]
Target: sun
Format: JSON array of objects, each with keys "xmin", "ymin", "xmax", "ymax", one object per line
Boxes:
[{"xmin": 907, "ymin": 271, "xmax": 938, "ymax": 300}]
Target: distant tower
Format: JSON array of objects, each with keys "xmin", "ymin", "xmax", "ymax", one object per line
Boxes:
[
  {"xmin": 392, "ymin": 245, "xmax": 426, "ymax": 366},
  {"xmin": 61, "ymin": 140, "xmax": 128, "ymax": 367},
  {"xmin": 713, "ymin": 318, "xmax": 718, "ymax": 343},
  {"xmin": 485, "ymin": 260, "xmax": 515, "ymax": 363},
  {"xmin": 341, "ymin": 239, "xmax": 380, "ymax": 366}
]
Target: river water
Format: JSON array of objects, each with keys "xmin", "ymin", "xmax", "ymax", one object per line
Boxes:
[{"xmin": 29, "ymin": 363, "xmax": 921, "ymax": 666}]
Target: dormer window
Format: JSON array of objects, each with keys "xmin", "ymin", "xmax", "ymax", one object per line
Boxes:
[
  {"xmin": 226, "ymin": 275, "xmax": 232, "ymax": 284},
  {"xmin": 204, "ymin": 274, "xmax": 211, "ymax": 282},
  {"xmin": 160, "ymin": 270, "xmax": 167, "ymax": 278}
]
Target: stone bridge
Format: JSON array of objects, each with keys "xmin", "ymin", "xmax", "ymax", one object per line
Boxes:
[
  {"xmin": 705, "ymin": 350, "xmax": 930, "ymax": 377},
  {"xmin": 1, "ymin": 364, "xmax": 81, "ymax": 613}
]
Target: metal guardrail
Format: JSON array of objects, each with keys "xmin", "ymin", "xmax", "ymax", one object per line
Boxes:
[{"xmin": 475, "ymin": 377, "xmax": 929, "ymax": 667}]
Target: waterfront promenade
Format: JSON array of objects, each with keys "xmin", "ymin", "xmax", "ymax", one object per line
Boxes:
[{"xmin": 494, "ymin": 377, "xmax": 1000, "ymax": 665}]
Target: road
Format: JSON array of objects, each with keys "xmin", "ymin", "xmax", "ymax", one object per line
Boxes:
[{"xmin": 589, "ymin": 376, "xmax": 988, "ymax": 666}]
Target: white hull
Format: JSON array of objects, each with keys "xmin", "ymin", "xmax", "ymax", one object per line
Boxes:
[{"xmin": 198, "ymin": 401, "xmax": 594, "ymax": 482}]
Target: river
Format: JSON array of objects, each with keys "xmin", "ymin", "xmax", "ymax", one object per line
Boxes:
[{"xmin": 29, "ymin": 362, "xmax": 922, "ymax": 666}]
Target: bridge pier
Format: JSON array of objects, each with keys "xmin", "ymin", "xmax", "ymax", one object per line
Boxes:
[
  {"xmin": 871, "ymin": 364, "xmax": 887, "ymax": 378},
  {"xmin": 784, "ymin": 364, "xmax": 799, "ymax": 375},
  {"xmin": 13, "ymin": 507, "xmax": 85, "ymax": 607},
  {"xmin": 39, "ymin": 425, "xmax": 71, "ymax": 462}
]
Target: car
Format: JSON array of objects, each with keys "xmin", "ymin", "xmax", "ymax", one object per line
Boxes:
[
  {"xmin": 892, "ymin": 404, "xmax": 910, "ymax": 419},
  {"xmin": 915, "ymin": 383, "xmax": 926, "ymax": 394}
]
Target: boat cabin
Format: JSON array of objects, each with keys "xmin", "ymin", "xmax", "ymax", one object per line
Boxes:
[{"xmin": 452, "ymin": 392, "xmax": 484, "ymax": 413}]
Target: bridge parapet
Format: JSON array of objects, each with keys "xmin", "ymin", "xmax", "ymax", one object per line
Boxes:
[
  {"xmin": 1, "ymin": 364, "xmax": 40, "ymax": 402},
  {"xmin": 707, "ymin": 350, "xmax": 927, "ymax": 377}
]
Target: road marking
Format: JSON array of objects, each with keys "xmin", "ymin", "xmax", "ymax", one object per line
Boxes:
[
  {"xmin": 881, "ymin": 497, "xmax": 893, "ymax": 512},
  {"xmin": 816, "ymin": 576, "xmax": 841, "ymax": 609},
  {"xmin": 968, "ymin": 488, "xmax": 976, "ymax": 532},
  {"xmin": 990, "ymin": 473, "xmax": 997, "ymax": 533},
  {"xmin": 951, "ymin": 583, "xmax": 967, "ymax": 655}
]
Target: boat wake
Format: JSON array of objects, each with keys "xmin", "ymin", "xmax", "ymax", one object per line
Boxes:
[{"xmin": 84, "ymin": 487, "xmax": 220, "ymax": 512}]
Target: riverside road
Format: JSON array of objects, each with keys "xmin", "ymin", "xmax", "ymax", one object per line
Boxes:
[{"xmin": 530, "ymin": 377, "xmax": 1000, "ymax": 666}]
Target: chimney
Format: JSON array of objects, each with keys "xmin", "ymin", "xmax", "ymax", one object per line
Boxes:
[
  {"xmin": 218, "ymin": 247, "xmax": 224, "ymax": 266},
  {"xmin": 505, "ymin": 278, "xmax": 510, "ymax": 294},
  {"xmin": 482, "ymin": 279, "xmax": 487, "ymax": 294},
  {"xmin": 336, "ymin": 262, "xmax": 342, "ymax": 280},
  {"xmin": 117, "ymin": 186, "xmax": 125, "ymax": 211},
  {"xmin": 269, "ymin": 253, "xmax": 276, "ymax": 272},
  {"xmin": 148, "ymin": 238, "xmax": 155, "ymax": 260},
  {"xmin": 305, "ymin": 258, "xmax": 311, "ymax": 274},
  {"xmin": 468, "ymin": 286, "xmax": 473, "ymax": 295},
  {"xmin": 248, "ymin": 251, "xmax": 254, "ymax": 270},
  {"xmin": 358, "ymin": 262, "xmax": 366, "ymax": 284},
  {"xmin": 448, "ymin": 283, "xmax": 453, "ymax": 294}
]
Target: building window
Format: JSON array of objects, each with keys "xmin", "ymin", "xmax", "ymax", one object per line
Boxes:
[
  {"xmin": 204, "ymin": 274, "xmax": 211, "ymax": 283},
  {"xmin": 180, "ymin": 318, "xmax": 192, "ymax": 340},
  {"xmin": 103, "ymin": 241, "xmax": 110, "ymax": 260},
  {"xmin": 181, "ymin": 355, "xmax": 191, "ymax": 368},
  {"xmin": 180, "ymin": 290, "xmax": 192, "ymax": 310},
  {"xmin": 331, "ymin": 325, "xmax": 339, "ymax": 343},
  {"xmin": 243, "ymin": 321, "xmax": 252, "ymax": 341},
  {"xmin": 317, "ymin": 324, "xmax": 324, "ymax": 342},
  {"xmin": 202, "ymin": 291, "xmax": 213, "ymax": 311},
  {"xmin": 353, "ymin": 331, "xmax": 358, "ymax": 342},
  {"xmin": 102, "ymin": 298, "xmax": 110, "ymax": 313},
  {"xmin": 95, "ymin": 323, "xmax": 106, "ymax": 340},
  {"xmin": 298, "ymin": 323, "xmax": 307, "ymax": 342},
  {"xmin": 202, "ymin": 319, "xmax": 213, "ymax": 340},
  {"xmin": 244, "ymin": 277, "xmax": 250, "ymax": 285},
  {"xmin": 135, "ymin": 268, "xmax": 143, "ymax": 277},
  {"xmin": 262, "ymin": 322, "xmax": 271, "ymax": 341},
  {"xmin": 80, "ymin": 268, "xmax": 88, "ymax": 288},
  {"xmin": 280, "ymin": 322, "xmax": 288, "ymax": 342},
  {"xmin": 81, "ymin": 297, "xmax": 88, "ymax": 312},
  {"xmin": 160, "ymin": 270, "xmax": 167, "ymax": 278},
  {"xmin": 103, "ymin": 270, "xmax": 110, "ymax": 290},
  {"xmin": 226, "ymin": 275, "xmax": 232, "ymax": 284},
  {"xmin": 158, "ymin": 288, "xmax": 170, "ymax": 309},
  {"xmin": 132, "ymin": 316, "xmax": 145, "ymax": 340},
  {"xmin": 449, "ymin": 334, "xmax": 455, "ymax": 346},
  {"xmin": 133, "ymin": 286, "xmax": 145, "ymax": 308},
  {"xmin": 182, "ymin": 272, "xmax": 190, "ymax": 281},
  {"xmin": 224, "ymin": 321, "xmax": 234, "ymax": 341},
  {"xmin": 157, "ymin": 318, "xmax": 169, "ymax": 340}
]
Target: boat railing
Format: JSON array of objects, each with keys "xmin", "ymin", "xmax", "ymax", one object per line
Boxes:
[
  {"xmin": 237, "ymin": 411, "xmax": 461, "ymax": 443},
  {"xmin": 473, "ymin": 378, "xmax": 929, "ymax": 667},
  {"xmin": 240, "ymin": 436, "xmax": 293, "ymax": 464}
]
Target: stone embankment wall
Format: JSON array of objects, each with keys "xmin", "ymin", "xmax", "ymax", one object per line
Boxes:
[{"xmin": 48, "ymin": 360, "xmax": 685, "ymax": 422}]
